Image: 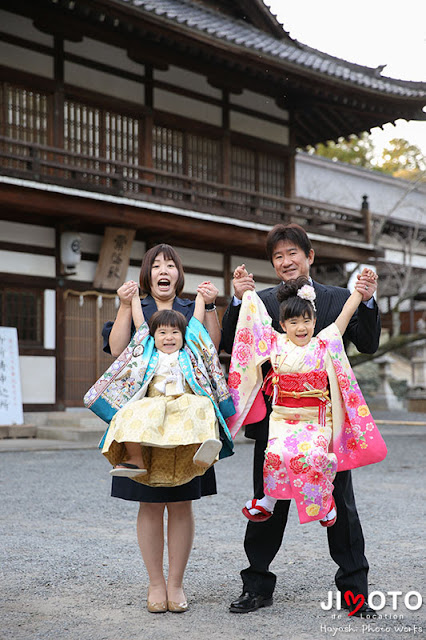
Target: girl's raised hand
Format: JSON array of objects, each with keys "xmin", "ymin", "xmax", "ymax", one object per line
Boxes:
[
  {"xmin": 197, "ymin": 281, "xmax": 218, "ymax": 304},
  {"xmin": 355, "ymin": 268, "xmax": 378, "ymax": 302},
  {"xmin": 233, "ymin": 264, "xmax": 255, "ymax": 300},
  {"xmin": 117, "ymin": 280, "xmax": 139, "ymax": 306}
]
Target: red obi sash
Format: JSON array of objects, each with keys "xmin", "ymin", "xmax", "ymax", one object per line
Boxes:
[{"xmin": 262, "ymin": 370, "xmax": 329, "ymax": 408}]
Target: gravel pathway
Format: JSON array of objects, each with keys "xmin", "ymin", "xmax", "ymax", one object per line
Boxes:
[{"xmin": 1, "ymin": 424, "xmax": 425, "ymax": 640}]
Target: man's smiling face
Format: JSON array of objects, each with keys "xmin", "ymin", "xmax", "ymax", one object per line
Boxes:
[{"xmin": 272, "ymin": 240, "xmax": 314, "ymax": 282}]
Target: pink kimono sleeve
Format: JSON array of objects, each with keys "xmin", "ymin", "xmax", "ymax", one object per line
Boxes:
[{"xmin": 226, "ymin": 291, "xmax": 276, "ymax": 438}]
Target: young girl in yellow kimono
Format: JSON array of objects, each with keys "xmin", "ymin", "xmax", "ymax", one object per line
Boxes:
[
  {"xmin": 100, "ymin": 288, "xmax": 232, "ymax": 487},
  {"xmin": 227, "ymin": 269, "xmax": 387, "ymax": 527}
]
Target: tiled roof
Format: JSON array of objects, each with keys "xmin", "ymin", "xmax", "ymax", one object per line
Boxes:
[{"xmin": 116, "ymin": 0, "xmax": 426, "ymax": 98}]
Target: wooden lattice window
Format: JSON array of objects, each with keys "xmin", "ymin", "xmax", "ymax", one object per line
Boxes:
[
  {"xmin": 230, "ymin": 146, "xmax": 256, "ymax": 206},
  {"xmin": 64, "ymin": 100, "xmax": 101, "ymax": 157},
  {"xmin": 152, "ymin": 126, "xmax": 222, "ymax": 202},
  {"xmin": 230, "ymin": 145, "xmax": 285, "ymax": 213},
  {"xmin": 0, "ymin": 83, "xmax": 49, "ymax": 143},
  {"xmin": 0, "ymin": 289, "xmax": 43, "ymax": 346},
  {"xmin": 0, "ymin": 82, "xmax": 49, "ymax": 173},
  {"xmin": 105, "ymin": 111, "xmax": 140, "ymax": 191},
  {"xmin": 258, "ymin": 151, "xmax": 285, "ymax": 210},
  {"xmin": 64, "ymin": 100, "xmax": 140, "ymax": 189}
]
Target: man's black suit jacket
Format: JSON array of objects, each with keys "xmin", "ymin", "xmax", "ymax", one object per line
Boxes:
[{"xmin": 221, "ymin": 280, "xmax": 381, "ymax": 441}]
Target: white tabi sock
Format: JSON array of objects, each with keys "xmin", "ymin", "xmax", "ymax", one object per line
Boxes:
[{"xmin": 246, "ymin": 495, "xmax": 277, "ymax": 515}]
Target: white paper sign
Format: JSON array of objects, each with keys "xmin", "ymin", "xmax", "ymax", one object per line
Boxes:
[{"xmin": 0, "ymin": 327, "xmax": 24, "ymax": 425}]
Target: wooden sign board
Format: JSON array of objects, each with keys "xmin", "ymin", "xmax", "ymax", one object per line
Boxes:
[
  {"xmin": 93, "ymin": 227, "xmax": 136, "ymax": 290},
  {"xmin": 0, "ymin": 327, "xmax": 24, "ymax": 426}
]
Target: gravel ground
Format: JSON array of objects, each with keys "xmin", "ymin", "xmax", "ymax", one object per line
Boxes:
[{"xmin": 1, "ymin": 424, "xmax": 425, "ymax": 640}]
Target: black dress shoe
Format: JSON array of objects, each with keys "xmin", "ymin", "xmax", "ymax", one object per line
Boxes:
[
  {"xmin": 229, "ymin": 591, "xmax": 273, "ymax": 613},
  {"xmin": 343, "ymin": 603, "xmax": 378, "ymax": 618}
]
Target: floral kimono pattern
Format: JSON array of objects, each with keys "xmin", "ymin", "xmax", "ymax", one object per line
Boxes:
[{"xmin": 228, "ymin": 291, "xmax": 387, "ymax": 524}]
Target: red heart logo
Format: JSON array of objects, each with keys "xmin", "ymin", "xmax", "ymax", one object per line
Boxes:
[{"xmin": 344, "ymin": 590, "xmax": 365, "ymax": 616}]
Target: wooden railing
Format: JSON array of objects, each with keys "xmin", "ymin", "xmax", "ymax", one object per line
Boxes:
[{"xmin": 0, "ymin": 136, "xmax": 372, "ymax": 243}]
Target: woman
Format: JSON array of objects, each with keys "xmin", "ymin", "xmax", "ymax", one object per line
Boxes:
[{"xmin": 102, "ymin": 243, "xmax": 221, "ymax": 612}]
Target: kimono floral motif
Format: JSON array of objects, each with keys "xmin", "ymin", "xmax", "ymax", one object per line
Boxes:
[
  {"xmin": 227, "ymin": 370, "xmax": 241, "ymax": 389},
  {"xmin": 265, "ymin": 452, "xmax": 281, "ymax": 470},
  {"xmin": 233, "ymin": 342, "xmax": 252, "ymax": 368},
  {"xmin": 289, "ymin": 454, "xmax": 310, "ymax": 475},
  {"xmin": 235, "ymin": 327, "xmax": 254, "ymax": 346},
  {"xmin": 306, "ymin": 503, "xmax": 321, "ymax": 517}
]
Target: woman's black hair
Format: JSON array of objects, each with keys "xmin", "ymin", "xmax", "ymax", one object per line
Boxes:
[
  {"xmin": 277, "ymin": 276, "xmax": 316, "ymax": 323},
  {"xmin": 148, "ymin": 309, "xmax": 187, "ymax": 341}
]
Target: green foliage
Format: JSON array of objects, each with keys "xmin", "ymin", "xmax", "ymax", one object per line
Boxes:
[
  {"xmin": 380, "ymin": 138, "xmax": 426, "ymax": 175},
  {"xmin": 306, "ymin": 134, "xmax": 426, "ymax": 180},
  {"xmin": 306, "ymin": 132, "xmax": 376, "ymax": 168}
]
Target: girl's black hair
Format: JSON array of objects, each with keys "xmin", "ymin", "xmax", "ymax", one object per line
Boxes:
[
  {"xmin": 148, "ymin": 309, "xmax": 187, "ymax": 341},
  {"xmin": 277, "ymin": 276, "xmax": 316, "ymax": 323}
]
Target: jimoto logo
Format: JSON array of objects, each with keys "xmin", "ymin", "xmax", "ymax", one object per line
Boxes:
[{"xmin": 321, "ymin": 590, "xmax": 422, "ymax": 615}]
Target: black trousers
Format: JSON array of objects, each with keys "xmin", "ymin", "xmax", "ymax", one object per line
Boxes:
[{"xmin": 240, "ymin": 439, "xmax": 370, "ymax": 598}]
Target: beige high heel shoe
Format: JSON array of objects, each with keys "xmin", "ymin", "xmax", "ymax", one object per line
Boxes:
[
  {"xmin": 167, "ymin": 600, "xmax": 188, "ymax": 613},
  {"xmin": 147, "ymin": 588, "xmax": 167, "ymax": 613}
]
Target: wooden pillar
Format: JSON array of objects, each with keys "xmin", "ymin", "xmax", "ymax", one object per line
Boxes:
[
  {"xmin": 223, "ymin": 252, "xmax": 231, "ymax": 298},
  {"xmin": 142, "ymin": 64, "xmax": 154, "ymax": 195},
  {"xmin": 361, "ymin": 194, "xmax": 372, "ymax": 244},
  {"xmin": 52, "ymin": 36, "xmax": 64, "ymax": 148},
  {"xmin": 55, "ymin": 225, "xmax": 66, "ymax": 410},
  {"xmin": 284, "ymin": 109, "xmax": 296, "ymax": 199},
  {"xmin": 222, "ymin": 89, "xmax": 231, "ymax": 208}
]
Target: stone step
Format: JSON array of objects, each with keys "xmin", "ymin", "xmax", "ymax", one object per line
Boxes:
[
  {"xmin": 44, "ymin": 415, "xmax": 104, "ymax": 429},
  {"xmin": 36, "ymin": 425, "xmax": 104, "ymax": 443},
  {"xmin": 0, "ymin": 424, "xmax": 37, "ymax": 439}
]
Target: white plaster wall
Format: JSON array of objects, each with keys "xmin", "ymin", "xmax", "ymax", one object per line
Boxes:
[
  {"xmin": 65, "ymin": 38, "xmax": 144, "ymax": 75},
  {"xmin": 154, "ymin": 88, "xmax": 222, "ymax": 126},
  {"xmin": 79, "ymin": 232, "xmax": 102, "ymax": 255},
  {"xmin": 231, "ymin": 255, "xmax": 276, "ymax": 280},
  {"xmin": 175, "ymin": 246, "xmax": 223, "ymax": 270},
  {"xmin": 65, "ymin": 62, "xmax": 144, "ymax": 104},
  {"xmin": 155, "ymin": 66, "xmax": 221, "ymax": 99},
  {"xmin": 0, "ymin": 41, "xmax": 52, "ymax": 78},
  {"xmin": 66, "ymin": 260, "xmax": 97, "ymax": 283},
  {"xmin": 20, "ymin": 356, "xmax": 56, "ymax": 403},
  {"xmin": 130, "ymin": 239, "xmax": 146, "ymax": 261},
  {"xmin": 231, "ymin": 89, "xmax": 288, "ymax": 120},
  {"xmin": 44, "ymin": 290, "xmax": 56, "ymax": 350},
  {"xmin": 296, "ymin": 152, "xmax": 426, "ymax": 225},
  {"xmin": 0, "ymin": 221, "xmax": 55, "ymax": 247},
  {"xmin": 0, "ymin": 251, "xmax": 55, "ymax": 277},
  {"xmin": 380, "ymin": 249, "xmax": 426, "ymax": 270},
  {"xmin": 183, "ymin": 273, "xmax": 224, "ymax": 296},
  {"xmin": 126, "ymin": 265, "xmax": 140, "ymax": 283},
  {"xmin": 230, "ymin": 111, "xmax": 289, "ymax": 145},
  {"xmin": 0, "ymin": 10, "xmax": 53, "ymax": 45}
]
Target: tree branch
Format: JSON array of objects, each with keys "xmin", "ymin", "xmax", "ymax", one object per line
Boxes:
[{"xmin": 350, "ymin": 333, "xmax": 426, "ymax": 367}]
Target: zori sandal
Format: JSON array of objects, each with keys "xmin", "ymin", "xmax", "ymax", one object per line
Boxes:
[
  {"xmin": 320, "ymin": 497, "xmax": 337, "ymax": 527},
  {"xmin": 242, "ymin": 499, "xmax": 273, "ymax": 523},
  {"xmin": 110, "ymin": 463, "xmax": 147, "ymax": 478},
  {"xmin": 193, "ymin": 438, "xmax": 222, "ymax": 467}
]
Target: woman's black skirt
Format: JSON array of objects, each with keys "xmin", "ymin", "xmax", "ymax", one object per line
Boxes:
[{"xmin": 111, "ymin": 466, "xmax": 217, "ymax": 502}]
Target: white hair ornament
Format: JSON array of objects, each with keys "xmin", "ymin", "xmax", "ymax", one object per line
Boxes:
[{"xmin": 297, "ymin": 284, "xmax": 316, "ymax": 311}]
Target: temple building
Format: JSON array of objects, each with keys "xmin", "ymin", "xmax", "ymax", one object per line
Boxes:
[{"xmin": 0, "ymin": 0, "xmax": 425, "ymax": 411}]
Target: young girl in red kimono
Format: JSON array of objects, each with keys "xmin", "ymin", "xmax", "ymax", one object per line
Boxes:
[{"xmin": 227, "ymin": 268, "xmax": 387, "ymax": 527}]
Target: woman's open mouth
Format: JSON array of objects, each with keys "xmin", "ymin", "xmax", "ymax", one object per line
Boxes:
[{"xmin": 157, "ymin": 278, "xmax": 171, "ymax": 291}]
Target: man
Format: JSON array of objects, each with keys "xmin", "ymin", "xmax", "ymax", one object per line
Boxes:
[{"xmin": 221, "ymin": 223, "xmax": 380, "ymax": 617}]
